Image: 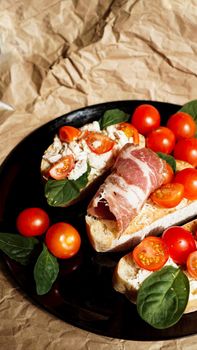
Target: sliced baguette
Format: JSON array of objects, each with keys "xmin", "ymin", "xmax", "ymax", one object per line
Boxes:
[
  {"xmin": 112, "ymin": 219, "xmax": 197, "ymax": 314},
  {"xmin": 86, "ymin": 160, "xmax": 197, "ymax": 252}
]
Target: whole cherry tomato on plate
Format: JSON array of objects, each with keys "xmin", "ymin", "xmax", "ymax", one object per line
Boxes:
[
  {"xmin": 45, "ymin": 222, "xmax": 81, "ymax": 259},
  {"xmin": 133, "ymin": 236, "xmax": 169, "ymax": 271},
  {"xmin": 162, "ymin": 226, "xmax": 196, "ymax": 265},
  {"xmin": 173, "ymin": 168, "xmax": 197, "ymax": 200},
  {"xmin": 131, "ymin": 104, "xmax": 161, "ymax": 136},
  {"xmin": 16, "ymin": 207, "xmax": 50, "ymax": 237},
  {"xmin": 146, "ymin": 126, "xmax": 175, "ymax": 154},
  {"xmin": 151, "ymin": 183, "xmax": 184, "ymax": 208},
  {"xmin": 167, "ymin": 112, "xmax": 196, "ymax": 140},
  {"xmin": 173, "ymin": 138, "xmax": 197, "ymax": 167},
  {"xmin": 49, "ymin": 155, "xmax": 75, "ymax": 180}
]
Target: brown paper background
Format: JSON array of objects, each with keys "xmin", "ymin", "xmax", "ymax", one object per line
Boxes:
[{"xmin": 1, "ymin": 0, "xmax": 197, "ymax": 348}]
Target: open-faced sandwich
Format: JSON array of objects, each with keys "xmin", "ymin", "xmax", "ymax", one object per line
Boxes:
[
  {"xmin": 85, "ymin": 143, "xmax": 197, "ymax": 252},
  {"xmin": 113, "ymin": 220, "xmax": 197, "ymax": 329},
  {"xmin": 41, "ymin": 109, "xmax": 145, "ymax": 207}
]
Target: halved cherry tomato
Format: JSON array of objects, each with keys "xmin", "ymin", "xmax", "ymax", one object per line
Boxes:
[
  {"xmin": 167, "ymin": 112, "xmax": 196, "ymax": 140},
  {"xmin": 173, "ymin": 138, "xmax": 197, "ymax": 167},
  {"xmin": 59, "ymin": 126, "xmax": 82, "ymax": 142},
  {"xmin": 85, "ymin": 131, "xmax": 115, "ymax": 154},
  {"xmin": 162, "ymin": 226, "xmax": 196, "ymax": 265},
  {"xmin": 146, "ymin": 126, "xmax": 175, "ymax": 154},
  {"xmin": 16, "ymin": 207, "xmax": 50, "ymax": 237},
  {"xmin": 187, "ymin": 251, "xmax": 197, "ymax": 279},
  {"xmin": 45, "ymin": 222, "xmax": 81, "ymax": 259},
  {"xmin": 162, "ymin": 161, "xmax": 174, "ymax": 185},
  {"xmin": 131, "ymin": 104, "xmax": 161, "ymax": 136},
  {"xmin": 151, "ymin": 183, "xmax": 184, "ymax": 208},
  {"xmin": 118, "ymin": 123, "xmax": 139, "ymax": 144},
  {"xmin": 173, "ymin": 168, "xmax": 197, "ymax": 200},
  {"xmin": 133, "ymin": 236, "xmax": 169, "ymax": 271},
  {"xmin": 49, "ymin": 155, "xmax": 75, "ymax": 180}
]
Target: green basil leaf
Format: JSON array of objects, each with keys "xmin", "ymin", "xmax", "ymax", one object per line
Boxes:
[
  {"xmin": 179, "ymin": 99, "xmax": 197, "ymax": 123},
  {"xmin": 34, "ymin": 244, "xmax": 59, "ymax": 295},
  {"xmin": 137, "ymin": 266, "xmax": 189, "ymax": 329},
  {"xmin": 45, "ymin": 164, "xmax": 90, "ymax": 207},
  {"xmin": 157, "ymin": 152, "xmax": 176, "ymax": 172},
  {"xmin": 99, "ymin": 109, "xmax": 129, "ymax": 129},
  {"xmin": 0, "ymin": 233, "xmax": 39, "ymax": 265}
]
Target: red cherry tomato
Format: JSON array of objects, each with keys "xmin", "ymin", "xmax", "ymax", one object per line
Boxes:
[
  {"xmin": 45, "ymin": 222, "xmax": 81, "ymax": 259},
  {"xmin": 162, "ymin": 161, "xmax": 174, "ymax": 185},
  {"xmin": 187, "ymin": 251, "xmax": 197, "ymax": 279},
  {"xmin": 59, "ymin": 126, "xmax": 82, "ymax": 142},
  {"xmin": 162, "ymin": 226, "xmax": 196, "ymax": 265},
  {"xmin": 173, "ymin": 168, "xmax": 197, "ymax": 200},
  {"xmin": 133, "ymin": 236, "xmax": 169, "ymax": 271},
  {"xmin": 85, "ymin": 131, "xmax": 115, "ymax": 154},
  {"xmin": 131, "ymin": 104, "xmax": 161, "ymax": 135},
  {"xmin": 118, "ymin": 123, "xmax": 139, "ymax": 144},
  {"xmin": 146, "ymin": 127, "xmax": 175, "ymax": 154},
  {"xmin": 151, "ymin": 183, "xmax": 184, "ymax": 208},
  {"xmin": 167, "ymin": 112, "xmax": 196, "ymax": 140},
  {"xmin": 49, "ymin": 155, "xmax": 75, "ymax": 180},
  {"xmin": 173, "ymin": 138, "xmax": 197, "ymax": 167},
  {"xmin": 16, "ymin": 208, "xmax": 50, "ymax": 237}
]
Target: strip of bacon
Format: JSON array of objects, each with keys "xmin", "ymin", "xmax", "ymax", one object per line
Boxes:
[{"xmin": 87, "ymin": 144, "xmax": 165, "ymax": 234}]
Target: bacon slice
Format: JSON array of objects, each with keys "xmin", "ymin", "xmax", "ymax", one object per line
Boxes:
[{"xmin": 87, "ymin": 144, "xmax": 165, "ymax": 234}]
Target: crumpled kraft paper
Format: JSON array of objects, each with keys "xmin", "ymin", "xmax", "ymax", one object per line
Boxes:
[{"xmin": 1, "ymin": 0, "xmax": 197, "ymax": 349}]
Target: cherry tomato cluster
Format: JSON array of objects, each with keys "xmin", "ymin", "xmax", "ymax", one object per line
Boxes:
[
  {"xmin": 131, "ymin": 104, "xmax": 197, "ymax": 206},
  {"xmin": 16, "ymin": 207, "xmax": 81, "ymax": 259},
  {"xmin": 133, "ymin": 226, "xmax": 197, "ymax": 279}
]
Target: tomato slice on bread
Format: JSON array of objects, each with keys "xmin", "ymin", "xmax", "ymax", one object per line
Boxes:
[
  {"xmin": 118, "ymin": 123, "xmax": 139, "ymax": 144},
  {"xmin": 133, "ymin": 236, "xmax": 169, "ymax": 271},
  {"xmin": 187, "ymin": 251, "xmax": 197, "ymax": 279},
  {"xmin": 85, "ymin": 131, "xmax": 115, "ymax": 154},
  {"xmin": 151, "ymin": 183, "xmax": 184, "ymax": 208},
  {"xmin": 59, "ymin": 126, "xmax": 82, "ymax": 142},
  {"xmin": 49, "ymin": 155, "xmax": 75, "ymax": 180}
]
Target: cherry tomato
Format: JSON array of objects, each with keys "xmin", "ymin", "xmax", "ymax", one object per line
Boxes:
[
  {"xmin": 151, "ymin": 183, "xmax": 184, "ymax": 208},
  {"xmin": 146, "ymin": 127, "xmax": 175, "ymax": 154},
  {"xmin": 45, "ymin": 222, "xmax": 81, "ymax": 259},
  {"xmin": 85, "ymin": 131, "xmax": 115, "ymax": 154},
  {"xmin": 173, "ymin": 168, "xmax": 197, "ymax": 200},
  {"xmin": 131, "ymin": 104, "xmax": 161, "ymax": 135},
  {"xmin": 173, "ymin": 138, "xmax": 197, "ymax": 167},
  {"xmin": 133, "ymin": 236, "xmax": 169, "ymax": 271},
  {"xmin": 162, "ymin": 161, "xmax": 174, "ymax": 185},
  {"xmin": 59, "ymin": 126, "xmax": 82, "ymax": 142},
  {"xmin": 16, "ymin": 208, "xmax": 50, "ymax": 237},
  {"xmin": 118, "ymin": 123, "xmax": 139, "ymax": 144},
  {"xmin": 162, "ymin": 226, "xmax": 196, "ymax": 265},
  {"xmin": 187, "ymin": 251, "xmax": 197, "ymax": 279},
  {"xmin": 49, "ymin": 155, "xmax": 75, "ymax": 180},
  {"xmin": 167, "ymin": 112, "xmax": 196, "ymax": 140}
]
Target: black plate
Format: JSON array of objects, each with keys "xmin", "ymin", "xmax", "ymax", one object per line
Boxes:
[{"xmin": 1, "ymin": 100, "xmax": 197, "ymax": 341}]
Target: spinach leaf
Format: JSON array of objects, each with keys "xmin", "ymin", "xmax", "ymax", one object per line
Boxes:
[
  {"xmin": 45, "ymin": 164, "xmax": 90, "ymax": 207},
  {"xmin": 99, "ymin": 109, "xmax": 129, "ymax": 129},
  {"xmin": 34, "ymin": 244, "xmax": 59, "ymax": 295},
  {"xmin": 0, "ymin": 232, "xmax": 39, "ymax": 265},
  {"xmin": 137, "ymin": 266, "xmax": 189, "ymax": 329},
  {"xmin": 179, "ymin": 99, "xmax": 197, "ymax": 124},
  {"xmin": 157, "ymin": 152, "xmax": 176, "ymax": 172}
]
